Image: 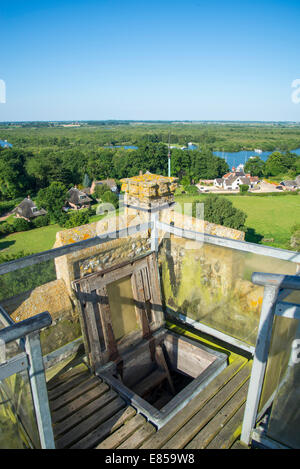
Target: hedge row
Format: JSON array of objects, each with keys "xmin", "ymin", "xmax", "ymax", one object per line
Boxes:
[{"xmin": 0, "ymin": 214, "xmax": 50, "ymax": 237}]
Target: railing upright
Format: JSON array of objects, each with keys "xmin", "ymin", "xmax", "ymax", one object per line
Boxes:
[
  {"xmin": 240, "ymin": 284, "xmax": 279, "ymax": 445},
  {"xmin": 241, "ymin": 273, "xmax": 300, "ymax": 446},
  {"xmin": 0, "ymin": 311, "xmax": 55, "ymax": 449}
]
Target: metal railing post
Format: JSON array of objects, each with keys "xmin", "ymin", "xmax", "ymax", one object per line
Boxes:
[
  {"xmin": 151, "ymin": 212, "xmax": 159, "ymax": 253},
  {"xmin": 240, "ymin": 284, "xmax": 279, "ymax": 445},
  {"xmin": 25, "ymin": 331, "xmax": 55, "ymax": 449}
]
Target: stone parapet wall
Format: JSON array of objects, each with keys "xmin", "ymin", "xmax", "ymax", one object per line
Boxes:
[
  {"xmin": 160, "ymin": 206, "xmax": 245, "ymax": 241},
  {"xmin": 10, "ymin": 279, "xmax": 74, "ymax": 322}
]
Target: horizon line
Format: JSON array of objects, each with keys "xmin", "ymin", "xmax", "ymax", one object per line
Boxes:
[{"xmin": 1, "ymin": 119, "xmax": 300, "ymax": 124}]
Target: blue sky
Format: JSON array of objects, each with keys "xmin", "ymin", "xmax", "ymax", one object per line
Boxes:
[{"xmin": 0, "ymin": 0, "xmax": 300, "ymax": 121}]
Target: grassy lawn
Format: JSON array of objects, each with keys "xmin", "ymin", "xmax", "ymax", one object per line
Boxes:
[
  {"xmin": 175, "ymin": 194, "xmax": 300, "ymax": 250},
  {"xmin": 0, "ymin": 224, "xmax": 61, "ymax": 256},
  {"xmin": 0, "ymin": 207, "xmax": 123, "ymax": 257}
]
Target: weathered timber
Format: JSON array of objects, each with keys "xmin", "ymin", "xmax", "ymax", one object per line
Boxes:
[
  {"xmin": 54, "ymin": 389, "xmax": 118, "ymax": 438},
  {"xmin": 185, "ymin": 380, "xmax": 249, "ymax": 449},
  {"xmin": 48, "ymin": 372, "xmax": 91, "ymax": 401},
  {"xmin": 117, "ymin": 423, "xmax": 156, "ymax": 449},
  {"xmin": 51, "ymin": 382, "xmax": 109, "ymax": 423},
  {"xmin": 95, "ymin": 414, "xmax": 146, "ymax": 449},
  {"xmin": 140, "ymin": 357, "xmax": 246, "ymax": 449},
  {"xmin": 70, "ymin": 407, "xmax": 136, "ymax": 449},
  {"xmin": 163, "ymin": 362, "xmax": 252, "ymax": 449},
  {"xmin": 231, "ymin": 439, "xmax": 250, "ymax": 449},
  {"xmin": 155, "ymin": 345, "xmax": 176, "ymax": 395},
  {"xmin": 55, "ymin": 396, "xmax": 125, "ymax": 449},
  {"xmin": 50, "ymin": 376, "xmax": 101, "ymax": 412},
  {"xmin": 206, "ymin": 404, "xmax": 246, "ymax": 449},
  {"xmin": 162, "ymin": 361, "xmax": 252, "ymax": 449},
  {"xmin": 132, "ymin": 369, "xmax": 167, "ymax": 397},
  {"xmin": 47, "ymin": 363, "xmax": 88, "ymax": 391}
]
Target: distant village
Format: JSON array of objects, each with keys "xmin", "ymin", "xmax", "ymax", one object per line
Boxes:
[
  {"xmin": 199, "ymin": 163, "xmax": 300, "ymax": 193},
  {"xmin": 13, "ymin": 179, "xmax": 118, "ymax": 222}
]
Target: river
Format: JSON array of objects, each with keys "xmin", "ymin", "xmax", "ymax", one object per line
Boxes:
[
  {"xmin": 213, "ymin": 148, "xmax": 300, "ymax": 169},
  {"xmin": 104, "ymin": 145, "xmax": 300, "ymax": 169}
]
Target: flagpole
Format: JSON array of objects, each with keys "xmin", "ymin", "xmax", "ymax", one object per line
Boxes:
[{"xmin": 168, "ymin": 132, "xmax": 171, "ymax": 177}]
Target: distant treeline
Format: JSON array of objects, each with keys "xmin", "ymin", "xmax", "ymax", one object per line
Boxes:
[
  {"xmin": 0, "ymin": 123, "xmax": 300, "ymax": 201},
  {"xmin": 0, "ymin": 143, "xmax": 229, "ymax": 199},
  {"xmin": 1, "ymin": 122, "xmax": 300, "ymax": 152}
]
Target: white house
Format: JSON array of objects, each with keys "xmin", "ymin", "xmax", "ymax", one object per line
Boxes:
[
  {"xmin": 214, "ymin": 178, "xmax": 223, "ymax": 188},
  {"xmin": 231, "ymin": 176, "xmax": 251, "ymax": 190}
]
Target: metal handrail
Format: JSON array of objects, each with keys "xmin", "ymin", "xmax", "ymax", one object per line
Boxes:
[
  {"xmin": 0, "ymin": 312, "xmax": 52, "ymax": 344},
  {"xmin": 157, "ymin": 220, "xmax": 300, "ymax": 264},
  {"xmin": 0, "ymin": 312, "xmax": 55, "ymax": 449},
  {"xmin": 0, "ymin": 221, "xmax": 153, "ymax": 275},
  {"xmin": 241, "ymin": 272, "xmax": 300, "ymax": 446}
]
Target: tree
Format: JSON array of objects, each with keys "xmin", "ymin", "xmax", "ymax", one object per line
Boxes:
[
  {"xmin": 192, "ymin": 194, "xmax": 247, "ymax": 231},
  {"xmin": 0, "ymin": 149, "xmax": 32, "ymax": 198},
  {"xmin": 264, "ymin": 151, "xmax": 297, "ymax": 177},
  {"xmin": 36, "ymin": 182, "xmax": 68, "ymax": 222},
  {"xmin": 239, "ymin": 184, "xmax": 249, "ymax": 193},
  {"xmin": 190, "ymin": 148, "xmax": 229, "ymax": 180},
  {"xmin": 82, "ymin": 173, "xmax": 91, "ymax": 188},
  {"xmin": 101, "ymin": 190, "xmax": 119, "ymax": 208},
  {"xmin": 185, "ymin": 185, "xmax": 199, "ymax": 195},
  {"xmin": 93, "ymin": 183, "xmax": 111, "ymax": 199},
  {"xmin": 244, "ymin": 157, "xmax": 265, "ymax": 177},
  {"xmin": 87, "ymin": 150, "xmax": 114, "ymax": 180},
  {"xmin": 62, "ymin": 210, "xmax": 90, "ymax": 229},
  {"xmin": 12, "ymin": 218, "xmax": 32, "ymax": 232}
]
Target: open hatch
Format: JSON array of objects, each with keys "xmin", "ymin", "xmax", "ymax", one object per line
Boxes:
[{"xmin": 72, "ymin": 252, "xmax": 227, "ymax": 428}]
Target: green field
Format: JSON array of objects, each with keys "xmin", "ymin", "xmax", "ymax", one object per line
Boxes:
[
  {"xmin": 0, "ymin": 224, "xmax": 61, "ymax": 256},
  {"xmin": 175, "ymin": 194, "xmax": 300, "ymax": 250},
  {"xmin": 0, "ymin": 209, "xmax": 121, "ymax": 257}
]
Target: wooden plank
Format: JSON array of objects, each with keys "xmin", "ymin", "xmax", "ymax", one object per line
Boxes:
[
  {"xmin": 207, "ymin": 404, "xmax": 246, "ymax": 449},
  {"xmin": 162, "ymin": 361, "xmax": 252, "ymax": 449},
  {"xmin": 87, "ymin": 258, "xmax": 148, "ymax": 292},
  {"xmin": 97, "ymin": 284, "xmax": 119, "ymax": 363},
  {"xmin": 70, "ymin": 407, "xmax": 136, "ymax": 449},
  {"xmin": 51, "ymin": 382, "xmax": 110, "ymax": 423},
  {"xmin": 55, "ymin": 396, "xmax": 125, "ymax": 449},
  {"xmin": 155, "ymin": 345, "xmax": 175, "ymax": 395},
  {"xmin": 48, "ymin": 371, "xmax": 91, "ymax": 401},
  {"xmin": 147, "ymin": 252, "xmax": 164, "ymax": 328},
  {"xmin": 141, "ymin": 357, "xmax": 246, "ymax": 449},
  {"xmin": 117, "ymin": 423, "xmax": 156, "ymax": 449},
  {"xmin": 47, "ymin": 363, "xmax": 88, "ymax": 391},
  {"xmin": 50, "ymin": 376, "xmax": 101, "ymax": 412},
  {"xmin": 82, "ymin": 283, "xmax": 106, "ymax": 371},
  {"xmin": 54, "ymin": 389, "xmax": 118, "ymax": 438},
  {"xmin": 132, "ymin": 269, "xmax": 151, "ymax": 340},
  {"xmin": 185, "ymin": 380, "xmax": 249, "ymax": 449},
  {"xmin": 96, "ymin": 414, "xmax": 146, "ymax": 449},
  {"xmin": 231, "ymin": 439, "xmax": 249, "ymax": 449},
  {"xmin": 132, "ymin": 369, "xmax": 167, "ymax": 397}
]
